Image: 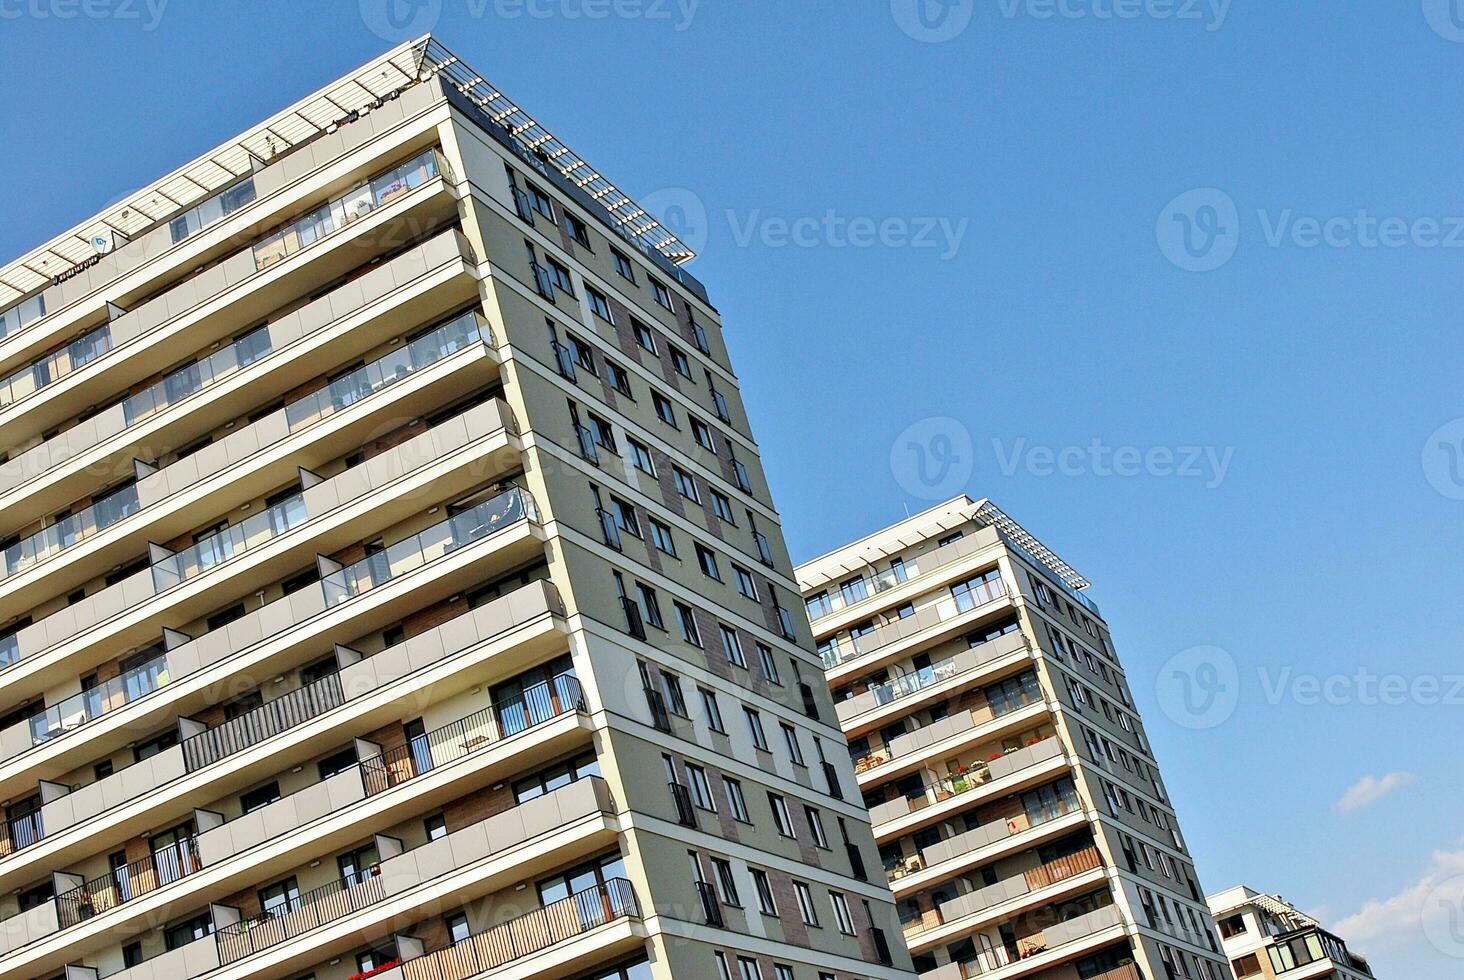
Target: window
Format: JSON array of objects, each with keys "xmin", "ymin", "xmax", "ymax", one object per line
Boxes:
[
  {"xmin": 651, "ymin": 278, "xmax": 673, "ymax": 309},
  {"xmin": 724, "ymin": 776, "xmax": 750, "ymax": 821},
  {"xmin": 674, "ymin": 466, "xmax": 700, "ymax": 502},
  {"xmin": 805, "ymin": 591, "xmax": 832, "ymax": 619},
  {"xmin": 1218, "ymin": 914, "xmax": 1247, "ymax": 939},
  {"xmin": 711, "ymin": 490, "xmax": 734, "ymax": 522},
  {"xmin": 720, "ymin": 624, "xmax": 747, "ymax": 667},
  {"xmin": 751, "ymin": 868, "xmax": 778, "ymax": 914},
  {"xmin": 715, "ymin": 953, "xmax": 734, "ymax": 980},
  {"xmin": 613, "ymin": 248, "xmax": 636, "ymax": 281},
  {"xmin": 628, "ymin": 438, "xmax": 655, "ymax": 474},
  {"xmin": 670, "ymin": 345, "xmax": 693, "ymax": 377},
  {"xmin": 525, "ymin": 183, "xmax": 554, "ymax": 218},
  {"xmin": 565, "ymin": 211, "xmax": 592, "ymax": 247},
  {"xmin": 687, "ymin": 764, "xmax": 717, "ymax": 810},
  {"xmin": 768, "ymin": 793, "xmax": 795, "ymax": 837},
  {"xmin": 547, "ymin": 258, "xmax": 574, "ymax": 295},
  {"xmin": 240, "ymin": 782, "xmax": 282, "ymax": 814},
  {"xmin": 632, "ymin": 319, "xmax": 657, "ymax": 353},
  {"xmin": 829, "ymin": 891, "xmax": 856, "ymax": 934},
  {"xmin": 1231, "ymin": 954, "xmax": 1261, "ymax": 978},
  {"xmin": 737, "ymin": 958, "xmax": 762, "ymax": 980},
  {"xmin": 780, "ymin": 723, "xmax": 805, "ymax": 765},
  {"xmin": 606, "ymin": 360, "xmax": 633, "ymax": 397},
  {"xmin": 711, "ymin": 857, "xmax": 740, "ymax": 905},
  {"xmin": 804, "ymin": 806, "xmax": 828, "ymax": 848},
  {"xmin": 744, "ymin": 707, "xmax": 769, "ymax": 750},
  {"xmin": 611, "ymin": 496, "xmax": 641, "ymax": 537},
  {"xmin": 839, "ymin": 576, "xmax": 869, "ymax": 606},
  {"xmin": 317, "ymin": 747, "xmax": 358, "ymax": 781},
  {"xmin": 700, "ymin": 687, "xmax": 726, "ymax": 732},
  {"xmin": 258, "ymin": 877, "xmax": 301, "ymax": 918},
  {"xmin": 793, "ymin": 881, "xmax": 819, "ymax": 926},
  {"xmin": 675, "ymin": 602, "xmax": 702, "ymax": 646},
  {"xmin": 696, "ymin": 544, "xmax": 721, "ymax": 579},
  {"xmin": 692, "ymin": 417, "xmax": 716, "ymax": 450},
  {"xmin": 733, "ymin": 564, "xmax": 758, "ymax": 599},
  {"xmin": 424, "ymin": 813, "xmax": 447, "ymax": 840},
  {"xmin": 653, "ymin": 392, "xmax": 677, "ymax": 427},
  {"xmin": 568, "ymin": 334, "xmax": 597, "ymax": 374},
  {"xmin": 587, "ymin": 287, "xmax": 612, "ymax": 321},
  {"xmin": 649, "ymin": 519, "xmax": 677, "ymax": 556},
  {"xmin": 756, "ymin": 643, "xmax": 781, "ymax": 684},
  {"xmin": 637, "ymin": 583, "xmax": 664, "ymax": 629},
  {"xmin": 589, "ymin": 413, "xmax": 617, "ymax": 452}
]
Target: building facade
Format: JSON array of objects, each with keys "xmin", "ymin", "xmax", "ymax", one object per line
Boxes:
[
  {"xmin": 797, "ymin": 497, "xmax": 1230, "ymax": 980},
  {"xmin": 1208, "ymin": 887, "xmax": 1375, "ymax": 980},
  {"xmin": 0, "ymin": 36, "xmax": 912, "ymax": 980}
]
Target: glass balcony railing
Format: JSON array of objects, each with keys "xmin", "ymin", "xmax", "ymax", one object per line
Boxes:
[
  {"xmin": 122, "ymin": 325, "xmax": 271, "ymax": 426},
  {"xmin": 169, "ymin": 178, "xmax": 257, "ymax": 244},
  {"xmin": 27, "ymin": 650, "xmax": 169, "ymax": 746},
  {"xmin": 150, "ymin": 494, "xmax": 307, "ymax": 593},
  {"xmin": 0, "ymin": 634, "xmax": 16, "ymax": 670},
  {"xmin": 0, "ymin": 292, "xmax": 46, "ymax": 343},
  {"xmin": 252, "ymin": 148, "xmax": 445, "ymax": 271},
  {"xmin": 0, "ymin": 482, "xmax": 141, "ymax": 581},
  {"xmin": 820, "ymin": 577, "xmax": 1009, "ymax": 669},
  {"xmin": 401, "ymin": 879, "xmax": 639, "ymax": 980},
  {"xmin": 284, "ymin": 310, "xmax": 487, "ymax": 432},
  {"xmin": 322, "ymin": 487, "xmax": 534, "ymax": 606},
  {"xmin": 0, "ymin": 324, "xmax": 112, "ymax": 409}
]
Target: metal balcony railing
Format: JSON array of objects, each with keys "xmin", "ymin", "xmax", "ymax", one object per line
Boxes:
[
  {"xmin": 643, "ymin": 686, "xmax": 672, "ymax": 733},
  {"xmin": 55, "ymin": 837, "xmax": 201, "ymax": 928},
  {"xmin": 696, "ymin": 880, "xmax": 725, "ymax": 928},
  {"xmin": 903, "ymin": 846, "xmax": 1103, "ymax": 938},
  {"xmin": 0, "ymin": 811, "xmax": 42, "ymax": 857},
  {"xmin": 400, "ymin": 879, "xmax": 638, "ymax": 980},
  {"xmin": 360, "ymin": 675, "xmax": 583, "ymax": 796},
  {"xmin": 181, "ymin": 672, "xmax": 345, "ymax": 773},
  {"xmin": 217, "ymin": 866, "xmax": 387, "ymax": 964},
  {"xmin": 668, "ymin": 781, "xmax": 698, "ymax": 828}
]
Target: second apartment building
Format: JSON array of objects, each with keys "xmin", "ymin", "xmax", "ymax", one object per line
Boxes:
[{"xmin": 798, "ymin": 497, "xmax": 1230, "ymax": 980}]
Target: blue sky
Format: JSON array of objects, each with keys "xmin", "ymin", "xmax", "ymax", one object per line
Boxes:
[{"xmin": 3, "ymin": 2, "xmax": 1462, "ymax": 976}]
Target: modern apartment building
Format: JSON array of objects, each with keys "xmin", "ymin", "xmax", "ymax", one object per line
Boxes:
[
  {"xmin": 1208, "ymin": 887, "xmax": 1375, "ymax": 980},
  {"xmin": 797, "ymin": 497, "xmax": 1231, "ymax": 980},
  {"xmin": 0, "ymin": 36, "xmax": 912, "ymax": 980}
]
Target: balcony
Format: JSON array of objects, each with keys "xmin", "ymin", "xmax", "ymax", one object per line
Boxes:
[
  {"xmin": 903, "ymin": 847, "xmax": 1104, "ymax": 947},
  {"xmin": 853, "ymin": 678, "xmax": 1045, "ymax": 782},
  {"xmin": 887, "ymin": 784, "xmax": 1085, "ymax": 892},
  {"xmin": 0, "ymin": 227, "xmax": 479, "ymax": 537},
  {"xmin": 0, "ymin": 149, "xmax": 456, "ymax": 452},
  {"xmin": 3, "ymin": 578, "xmax": 563, "ymax": 877},
  {"xmin": 213, "ymin": 777, "xmax": 617, "ymax": 966},
  {"xmin": 809, "ymin": 527, "xmax": 1003, "ymax": 625},
  {"xmin": 0, "ymin": 464, "xmax": 530, "ymax": 774},
  {"xmin": 918, "ymin": 903, "xmax": 1125, "ymax": 979},
  {"xmin": 54, "ymin": 836, "xmax": 201, "ymax": 929},
  {"xmin": 0, "ymin": 375, "xmax": 511, "ymax": 702},
  {"xmin": 870, "ymin": 737, "xmax": 1067, "ymax": 836},
  {"xmin": 821, "ymin": 576, "xmax": 1010, "ymax": 676},
  {"xmin": 398, "ymin": 879, "xmax": 640, "ymax": 980},
  {"xmin": 836, "ymin": 630, "xmax": 1030, "ymax": 728}
]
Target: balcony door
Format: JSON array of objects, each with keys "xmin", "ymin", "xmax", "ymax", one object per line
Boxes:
[
  {"xmin": 535, "ymin": 852, "xmax": 627, "ymax": 932},
  {"xmin": 151, "ymin": 821, "xmax": 197, "ymax": 886}
]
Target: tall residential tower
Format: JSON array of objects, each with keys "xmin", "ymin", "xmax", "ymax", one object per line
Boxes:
[
  {"xmin": 0, "ymin": 37, "xmax": 911, "ymax": 980},
  {"xmin": 798, "ymin": 497, "xmax": 1229, "ymax": 980}
]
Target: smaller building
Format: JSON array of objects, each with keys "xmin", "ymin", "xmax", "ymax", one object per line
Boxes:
[{"xmin": 1207, "ymin": 886, "xmax": 1375, "ymax": 980}]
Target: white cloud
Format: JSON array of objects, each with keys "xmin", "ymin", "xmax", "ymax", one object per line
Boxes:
[
  {"xmin": 1333, "ymin": 844, "xmax": 1464, "ymax": 953},
  {"xmin": 1336, "ymin": 772, "xmax": 1416, "ymax": 813}
]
